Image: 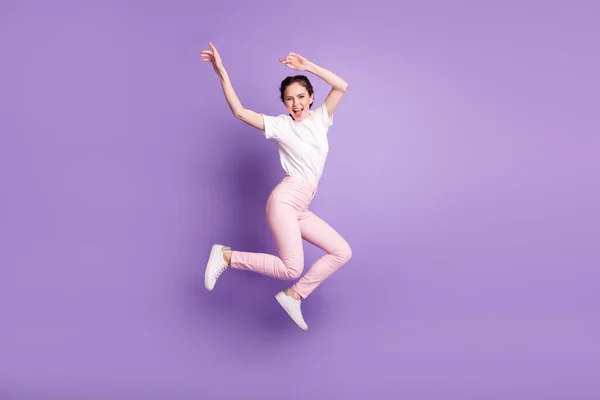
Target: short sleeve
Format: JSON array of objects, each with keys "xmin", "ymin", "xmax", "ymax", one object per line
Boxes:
[
  {"xmin": 261, "ymin": 114, "xmax": 287, "ymax": 140},
  {"xmin": 314, "ymin": 103, "xmax": 333, "ymax": 129}
]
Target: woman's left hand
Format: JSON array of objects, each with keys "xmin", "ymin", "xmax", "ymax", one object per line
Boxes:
[{"xmin": 279, "ymin": 52, "xmax": 310, "ymax": 71}]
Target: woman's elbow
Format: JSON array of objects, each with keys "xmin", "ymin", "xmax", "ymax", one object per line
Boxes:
[{"xmin": 233, "ymin": 108, "xmax": 245, "ymax": 120}]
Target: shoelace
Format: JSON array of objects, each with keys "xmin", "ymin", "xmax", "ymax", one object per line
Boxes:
[{"xmin": 214, "ymin": 263, "xmax": 228, "ymax": 279}]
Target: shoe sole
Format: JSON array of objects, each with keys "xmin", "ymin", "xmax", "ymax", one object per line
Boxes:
[
  {"xmin": 275, "ymin": 292, "xmax": 308, "ymax": 331},
  {"xmin": 204, "ymin": 244, "xmax": 225, "ymax": 291}
]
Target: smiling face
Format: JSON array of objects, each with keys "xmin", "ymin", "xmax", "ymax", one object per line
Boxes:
[
  {"xmin": 283, "ymin": 82, "xmax": 314, "ymax": 121},
  {"xmin": 279, "ymin": 76, "xmax": 315, "ymax": 122}
]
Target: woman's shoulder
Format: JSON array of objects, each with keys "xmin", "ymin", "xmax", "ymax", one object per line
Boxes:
[
  {"xmin": 308, "ymin": 103, "xmax": 332, "ymax": 130},
  {"xmin": 309, "ymin": 103, "xmax": 327, "ymax": 116}
]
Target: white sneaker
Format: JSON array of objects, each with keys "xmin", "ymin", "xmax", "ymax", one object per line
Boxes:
[
  {"xmin": 204, "ymin": 244, "xmax": 230, "ymax": 291},
  {"xmin": 275, "ymin": 290, "xmax": 308, "ymax": 331}
]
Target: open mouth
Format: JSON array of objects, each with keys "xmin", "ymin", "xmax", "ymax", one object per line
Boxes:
[{"xmin": 293, "ymin": 108, "xmax": 303, "ymax": 118}]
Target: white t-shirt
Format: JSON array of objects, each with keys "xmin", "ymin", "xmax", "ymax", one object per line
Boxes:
[{"xmin": 261, "ymin": 103, "xmax": 333, "ymax": 188}]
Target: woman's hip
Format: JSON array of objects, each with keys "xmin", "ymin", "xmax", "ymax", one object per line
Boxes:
[{"xmin": 266, "ymin": 175, "xmax": 317, "ymax": 212}]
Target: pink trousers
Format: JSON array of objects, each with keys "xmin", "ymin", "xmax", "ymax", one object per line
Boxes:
[{"xmin": 230, "ymin": 176, "xmax": 352, "ymax": 298}]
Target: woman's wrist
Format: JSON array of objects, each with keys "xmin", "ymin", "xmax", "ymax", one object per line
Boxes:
[
  {"xmin": 304, "ymin": 61, "xmax": 318, "ymax": 74},
  {"xmin": 304, "ymin": 62, "xmax": 347, "ymax": 91},
  {"xmin": 218, "ymin": 68, "xmax": 229, "ymax": 83}
]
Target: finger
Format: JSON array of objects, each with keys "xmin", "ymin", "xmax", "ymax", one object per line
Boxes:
[{"xmin": 201, "ymin": 50, "xmax": 213, "ymax": 55}]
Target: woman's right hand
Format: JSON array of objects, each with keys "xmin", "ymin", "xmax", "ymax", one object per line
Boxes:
[{"xmin": 201, "ymin": 42, "xmax": 226, "ymax": 78}]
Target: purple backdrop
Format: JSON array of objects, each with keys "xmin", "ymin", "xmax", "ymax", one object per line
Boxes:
[{"xmin": 1, "ymin": 0, "xmax": 599, "ymax": 398}]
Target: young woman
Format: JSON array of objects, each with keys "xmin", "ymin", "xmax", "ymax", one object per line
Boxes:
[{"xmin": 200, "ymin": 42, "xmax": 352, "ymax": 330}]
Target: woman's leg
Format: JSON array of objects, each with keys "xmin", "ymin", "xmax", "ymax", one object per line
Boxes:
[
  {"xmin": 228, "ymin": 194, "xmax": 305, "ymax": 280},
  {"xmin": 291, "ymin": 211, "xmax": 352, "ymax": 299}
]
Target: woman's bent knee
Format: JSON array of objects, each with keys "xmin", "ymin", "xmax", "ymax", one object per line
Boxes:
[
  {"xmin": 279, "ymin": 258, "xmax": 303, "ymax": 280},
  {"xmin": 334, "ymin": 243, "xmax": 352, "ymax": 264}
]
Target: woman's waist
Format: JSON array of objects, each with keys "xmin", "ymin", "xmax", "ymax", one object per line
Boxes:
[{"xmin": 272, "ymin": 175, "xmax": 318, "ymax": 203}]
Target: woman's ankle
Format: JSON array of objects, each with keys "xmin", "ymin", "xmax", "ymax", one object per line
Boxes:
[
  {"xmin": 223, "ymin": 248, "xmax": 232, "ymax": 265},
  {"xmin": 287, "ymin": 288, "xmax": 302, "ymax": 300}
]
